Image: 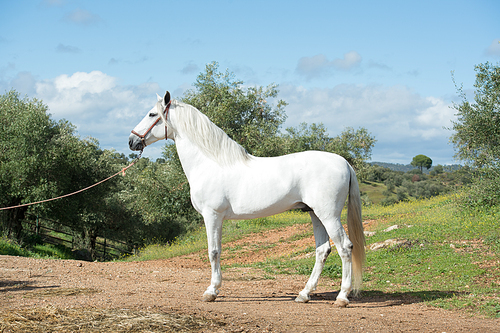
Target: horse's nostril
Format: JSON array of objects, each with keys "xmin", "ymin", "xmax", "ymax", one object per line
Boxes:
[{"xmin": 128, "ymin": 136, "xmax": 143, "ymax": 151}]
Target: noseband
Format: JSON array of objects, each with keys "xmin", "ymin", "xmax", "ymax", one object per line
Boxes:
[{"xmin": 131, "ymin": 101, "xmax": 171, "ymax": 147}]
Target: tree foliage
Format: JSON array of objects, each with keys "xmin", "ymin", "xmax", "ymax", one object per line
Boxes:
[
  {"xmin": 0, "ymin": 91, "xmax": 133, "ymax": 258},
  {"xmin": 283, "ymin": 123, "xmax": 376, "ymax": 178},
  {"xmin": 411, "ymin": 154, "xmax": 432, "ymax": 172},
  {"xmin": 451, "ymin": 62, "xmax": 500, "ymax": 207},
  {"xmin": 451, "ymin": 62, "xmax": 500, "ymax": 168},
  {"xmin": 119, "ymin": 156, "xmax": 201, "ymax": 241},
  {"xmin": 181, "ymin": 61, "xmax": 288, "ymax": 157},
  {"xmin": 0, "ymin": 90, "xmax": 68, "ymax": 238}
]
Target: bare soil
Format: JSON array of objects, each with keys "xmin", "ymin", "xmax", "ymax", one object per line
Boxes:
[{"xmin": 1, "ymin": 224, "xmax": 499, "ymax": 332}]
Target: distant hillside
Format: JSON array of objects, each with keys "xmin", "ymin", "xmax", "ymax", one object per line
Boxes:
[{"xmin": 370, "ymin": 162, "xmax": 462, "ymax": 174}]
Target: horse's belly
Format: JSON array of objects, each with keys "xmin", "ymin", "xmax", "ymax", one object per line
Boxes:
[
  {"xmin": 224, "ymin": 199, "xmax": 301, "ymax": 220},
  {"xmin": 223, "ymin": 173, "xmax": 303, "ymax": 219}
]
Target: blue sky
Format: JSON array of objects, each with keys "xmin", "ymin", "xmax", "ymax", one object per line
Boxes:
[{"xmin": 1, "ymin": 0, "xmax": 499, "ymax": 165}]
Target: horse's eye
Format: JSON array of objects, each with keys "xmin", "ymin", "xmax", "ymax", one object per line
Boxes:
[{"xmin": 149, "ymin": 113, "xmax": 158, "ymax": 117}]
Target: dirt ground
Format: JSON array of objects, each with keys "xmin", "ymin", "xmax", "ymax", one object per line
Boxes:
[{"xmin": 1, "ymin": 224, "xmax": 499, "ymax": 332}]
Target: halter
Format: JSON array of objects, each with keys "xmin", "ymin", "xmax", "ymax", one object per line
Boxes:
[{"xmin": 131, "ymin": 101, "xmax": 171, "ymax": 147}]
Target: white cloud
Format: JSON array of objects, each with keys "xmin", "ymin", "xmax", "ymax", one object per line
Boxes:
[
  {"xmin": 296, "ymin": 51, "xmax": 362, "ymax": 79},
  {"xmin": 295, "ymin": 54, "xmax": 331, "ymax": 79},
  {"xmin": 0, "ymin": 69, "xmax": 169, "ymax": 160},
  {"xmin": 30, "ymin": 71, "xmax": 162, "ymax": 158},
  {"xmin": 36, "ymin": 71, "xmax": 118, "ymax": 117},
  {"xmin": 332, "ymin": 51, "xmax": 362, "ymax": 70},
  {"xmin": 10, "ymin": 71, "xmax": 38, "ymax": 96},
  {"xmin": 279, "ymin": 83, "xmax": 457, "ymax": 164},
  {"xmin": 412, "ymin": 97, "xmax": 456, "ymax": 139}
]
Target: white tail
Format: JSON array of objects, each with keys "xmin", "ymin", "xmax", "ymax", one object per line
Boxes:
[{"xmin": 347, "ymin": 164, "xmax": 365, "ymax": 294}]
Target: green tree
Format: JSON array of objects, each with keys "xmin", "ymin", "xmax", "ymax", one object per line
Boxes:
[
  {"xmin": 451, "ymin": 62, "xmax": 500, "ymax": 168},
  {"xmin": 411, "ymin": 154, "xmax": 432, "ymax": 172},
  {"xmin": 432, "ymin": 164, "xmax": 444, "ymax": 175},
  {"xmin": 181, "ymin": 61, "xmax": 288, "ymax": 157},
  {"xmin": 0, "ymin": 90, "xmax": 63, "ymax": 238},
  {"xmin": 46, "ymin": 144, "xmax": 125, "ymax": 258},
  {"xmin": 327, "ymin": 127, "xmax": 376, "ymax": 179},
  {"xmin": 283, "ymin": 122, "xmax": 331, "ymax": 152},
  {"xmin": 281, "ymin": 124, "xmax": 376, "ymax": 179},
  {"xmin": 451, "ymin": 62, "xmax": 500, "ymax": 207},
  {"xmin": 0, "ymin": 90, "xmax": 128, "ymax": 258},
  {"xmin": 120, "ymin": 156, "xmax": 201, "ymax": 241}
]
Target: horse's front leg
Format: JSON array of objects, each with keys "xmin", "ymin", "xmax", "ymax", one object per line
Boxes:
[{"xmin": 202, "ymin": 212, "xmax": 223, "ymax": 302}]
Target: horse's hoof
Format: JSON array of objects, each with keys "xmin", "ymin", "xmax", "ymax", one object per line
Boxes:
[
  {"xmin": 295, "ymin": 294, "xmax": 310, "ymax": 303},
  {"xmin": 202, "ymin": 293, "xmax": 217, "ymax": 302},
  {"xmin": 333, "ymin": 298, "xmax": 349, "ymax": 308}
]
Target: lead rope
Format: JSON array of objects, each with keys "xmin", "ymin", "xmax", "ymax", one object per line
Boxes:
[{"xmin": 0, "ymin": 149, "xmax": 143, "ymax": 211}]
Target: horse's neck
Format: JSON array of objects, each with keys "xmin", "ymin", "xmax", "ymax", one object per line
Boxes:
[{"xmin": 174, "ymin": 133, "xmax": 219, "ymax": 181}]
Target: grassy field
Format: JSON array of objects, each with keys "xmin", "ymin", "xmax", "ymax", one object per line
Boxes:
[
  {"xmin": 359, "ymin": 180, "xmax": 388, "ymax": 205},
  {"xmin": 129, "ymin": 192, "xmax": 500, "ymax": 318},
  {"xmin": 0, "ymin": 237, "xmax": 74, "ymax": 259}
]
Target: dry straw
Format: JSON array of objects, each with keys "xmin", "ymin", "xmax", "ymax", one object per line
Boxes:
[{"xmin": 0, "ymin": 306, "xmax": 221, "ymax": 332}]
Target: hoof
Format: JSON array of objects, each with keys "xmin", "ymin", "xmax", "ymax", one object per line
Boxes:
[
  {"xmin": 295, "ymin": 294, "xmax": 310, "ymax": 303},
  {"xmin": 333, "ymin": 298, "xmax": 349, "ymax": 308},
  {"xmin": 202, "ymin": 292, "xmax": 217, "ymax": 302}
]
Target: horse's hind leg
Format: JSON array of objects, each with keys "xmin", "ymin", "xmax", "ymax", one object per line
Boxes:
[
  {"xmin": 322, "ymin": 217, "xmax": 353, "ymax": 307},
  {"xmin": 295, "ymin": 211, "xmax": 331, "ymax": 303}
]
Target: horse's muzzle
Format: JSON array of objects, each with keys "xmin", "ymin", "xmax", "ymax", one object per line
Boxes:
[{"xmin": 129, "ymin": 133, "xmax": 144, "ymax": 151}]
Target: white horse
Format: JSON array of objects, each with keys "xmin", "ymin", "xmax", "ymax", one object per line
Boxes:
[{"xmin": 129, "ymin": 91, "xmax": 365, "ymax": 307}]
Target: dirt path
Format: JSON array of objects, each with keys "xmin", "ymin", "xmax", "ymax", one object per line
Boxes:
[{"xmin": 1, "ymin": 225, "xmax": 499, "ymax": 332}]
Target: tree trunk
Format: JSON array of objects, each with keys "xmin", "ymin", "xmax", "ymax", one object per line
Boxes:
[
  {"xmin": 3, "ymin": 207, "xmax": 26, "ymax": 241},
  {"xmin": 85, "ymin": 227, "xmax": 99, "ymax": 261}
]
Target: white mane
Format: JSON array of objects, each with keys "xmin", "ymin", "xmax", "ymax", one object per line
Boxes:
[{"xmin": 167, "ymin": 100, "xmax": 251, "ymax": 166}]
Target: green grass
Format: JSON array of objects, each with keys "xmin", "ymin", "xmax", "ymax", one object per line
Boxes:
[
  {"xmin": 360, "ymin": 180, "xmax": 388, "ymax": 205},
  {"xmin": 0, "ymin": 237, "xmax": 32, "ymax": 257},
  {"xmin": 0, "ymin": 237, "xmax": 74, "ymax": 259},
  {"xmin": 31, "ymin": 243, "xmax": 75, "ymax": 259},
  {"xmin": 360, "ymin": 194, "xmax": 500, "ymax": 318}
]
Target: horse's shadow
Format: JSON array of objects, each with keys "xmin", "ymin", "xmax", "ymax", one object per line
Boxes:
[
  {"xmin": 311, "ymin": 289, "xmax": 467, "ymax": 307},
  {"xmin": 0, "ymin": 280, "xmax": 59, "ymax": 293},
  {"xmin": 218, "ymin": 289, "xmax": 466, "ymax": 307}
]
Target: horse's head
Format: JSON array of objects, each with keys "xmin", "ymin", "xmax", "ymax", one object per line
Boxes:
[{"xmin": 129, "ymin": 91, "xmax": 172, "ymax": 151}]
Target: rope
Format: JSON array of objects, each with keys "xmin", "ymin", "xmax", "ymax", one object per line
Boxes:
[{"xmin": 0, "ymin": 150, "xmax": 143, "ymax": 211}]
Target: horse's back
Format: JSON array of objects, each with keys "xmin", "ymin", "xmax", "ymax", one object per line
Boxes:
[{"xmin": 273, "ymin": 150, "xmax": 351, "ymax": 184}]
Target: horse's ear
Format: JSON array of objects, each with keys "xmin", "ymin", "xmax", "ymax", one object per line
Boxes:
[{"xmin": 164, "ymin": 91, "xmax": 170, "ymax": 105}]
